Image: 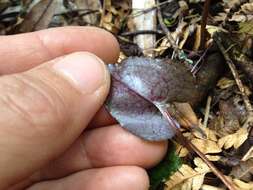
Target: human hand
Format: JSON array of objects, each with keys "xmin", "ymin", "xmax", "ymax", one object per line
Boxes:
[{"xmin": 0, "ymin": 27, "xmax": 167, "ymax": 190}]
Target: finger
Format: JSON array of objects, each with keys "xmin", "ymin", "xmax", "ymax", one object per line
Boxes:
[
  {"xmin": 0, "ymin": 26, "xmax": 119, "ymax": 74},
  {"xmin": 0, "ymin": 52, "xmax": 109, "ymax": 189},
  {"xmin": 32, "ymin": 125, "xmax": 167, "ymax": 181},
  {"xmin": 28, "ymin": 166, "xmax": 149, "ymax": 190},
  {"xmin": 88, "ymin": 106, "xmax": 117, "ymax": 128}
]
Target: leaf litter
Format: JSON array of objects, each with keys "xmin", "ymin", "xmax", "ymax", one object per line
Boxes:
[{"xmin": 1, "ymin": 0, "xmax": 253, "ymax": 189}]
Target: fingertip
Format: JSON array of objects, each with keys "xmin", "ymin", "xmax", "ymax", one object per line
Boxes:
[
  {"xmin": 27, "ymin": 166, "xmax": 150, "ymax": 190},
  {"xmin": 126, "ymin": 166, "xmax": 150, "ymax": 190},
  {"xmin": 88, "ymin": 106, "xmax": 117, "ymax": 128},
  {"xmin": 52, "ymin": 51, "xmax": 110, "ymax": 95},
  {"xmin": 0, "ymin": 26, "xmax": 120, "ymax": 74},
  {"xmin": 83, "ymin": 26, "xmax": 120, "ymax": 63},
  {"xmin": 38, "ymin": 26, "xmax": 120, "ymax": 64}
]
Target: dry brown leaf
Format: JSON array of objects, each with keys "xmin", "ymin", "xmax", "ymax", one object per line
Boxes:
[
  {"xmin": 100, "ymin": 0, "xmax": 126, "ymax": 34},
  {"xmin": 73, "ymin": 0, "xmax": 101, "ymax": 25},
  {"xmin": 171, "ymin": 102, "xmax": 198, "ymax": 129},
  {"xmin": 104, "ymin": 0, "xmax": 111, "ymax": 8},
  {"xmin": 165, "ymin": 164, "xmax": 198, "ymax": 190},
  {"xmin": 233, "ymin": 179, "xmax": 253, "ymax": 190},
  {"xmin": 201, "ymin": 184, "xmax": 225, "ymax": 190},
  {"xmin": 241, "ymin": 3, "xmax": 253, "ymax": 14},
  {"xmin": 193, "ymin": 25, "xmax": 201, "ymax": 51},
  {"xmin": 218, "ymin": 128, "xmax": 249, "ymax": 149},
  {"xmin": 101, "ymin": 11, "xmax": 117, "ymax": 32},
  {"xmin": 193, "ymin": 125, "xmax": 217, "ymax": 142},
  {"xmin": 179, "ymin": 26, "xmax": 190, "ymax": 49},
  {"xmin": 206, "ymin": 25, "xmax": 227, "ymax": 36},
  {"xmin": 230, "ymin": 159, "xmax": 253, "ymax": 181},
  {"xmin": 213, "ymin": 12, "xmax": 227, "ymax": 22},
  {"xmin": 17, "ymin": 0, "xmax": 60, "ymax": 33},
  {"xmin": 230, "ymin": 14, "xmax": 253, "ymax": 22},
  {"xmin": 175, "ymin": 143, "xmax": 189, "ymax": 157},
  {"xmin": 191, "ymin": 138, "xmax": 221, "ymax": 154},
  {"xmin": 103, "ymin": 12, "xmax": 112, "ymax": 23},
  {"xmin": 165, "ymin": 158, "xmax": 211, "ymax": 190},
  {"xmin": 206, "ymin": 155, "xmax": 221, "ymax": 161},
  {"xmin": 217, "ymin": 77, "xmax": 235, "ymax": 89},
  {"xmin": 176, "ymin": 125, "xmax": 218, "ymax": 158},
  {"xmin": 157, "ymin": 21, "xmax": 187, "ymax": 55}
]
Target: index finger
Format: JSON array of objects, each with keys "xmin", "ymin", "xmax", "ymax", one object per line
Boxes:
[{"xmin": 0, "ymin": 26, "xmax": 119, "ymax": 74}]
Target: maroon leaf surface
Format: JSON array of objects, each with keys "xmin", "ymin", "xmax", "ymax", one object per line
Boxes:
[{"xmin": 106, "ymin": 57, "xmax": 200, "ymax": 141}]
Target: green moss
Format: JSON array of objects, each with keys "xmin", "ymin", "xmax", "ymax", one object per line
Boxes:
[{"xmin": 148, "ymin": 142, "xmax": 182, "ymax": 190}]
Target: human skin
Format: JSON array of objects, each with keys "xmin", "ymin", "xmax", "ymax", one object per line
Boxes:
[{"xmin": 0, "ymin": 26, "xmax": 168, "ymax": 190}]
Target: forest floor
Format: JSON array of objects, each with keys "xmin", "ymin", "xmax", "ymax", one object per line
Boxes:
[{"xmin": 0, "ymin": 0, "xmax": 252, "ymax": 190}]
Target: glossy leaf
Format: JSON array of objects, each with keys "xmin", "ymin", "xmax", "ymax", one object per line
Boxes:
[{"xmin": 106, "ymin": 57, "xmax": 200, "ymax": 141}]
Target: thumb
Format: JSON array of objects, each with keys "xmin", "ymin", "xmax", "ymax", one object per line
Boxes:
[{"xmin": 0, "ymin": 52, "xmax": 110, "ymax": 189}]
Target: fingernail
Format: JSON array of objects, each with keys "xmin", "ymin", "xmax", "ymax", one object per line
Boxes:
[{"xmin": 53, "ymin": 52, "xmax": 108, "ymax": 93}]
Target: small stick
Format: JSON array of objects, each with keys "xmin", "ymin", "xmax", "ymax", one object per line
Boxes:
[
  {"xmin": 203, "ymin": 96, "xmax": 212, "ymax": 128},
  {"xmin": 120, "ymin": 30, "xmax": 164, "ymax": 37},
  {"xmin": 132, "ymin": 0, "xmax": 156, "ymax": 57},
  {"xmin": 215, "ymin": 39, "xmax": 253, "ymax": 113},
  {"xmin": 215, "ymin": 36, "xmax": 253, "ymax": 130},
  {"xmin": 200, "ymin": 0, "xmax": 211, "ymax": 50},
  {"xmin": 129, "ymin": 0, "xmax": 174, "ymax": 18},
  {"xmin": 157, "ymin": 106, "xmax": 237, "ymax": 190}
]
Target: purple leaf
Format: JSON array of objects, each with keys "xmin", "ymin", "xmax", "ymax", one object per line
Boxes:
[
  {"xmin": 106, "ymin": 57, "xmax": 201, "ymax": 141},
  {"xmin": 106, "ymin": 78, "xmax": 174, "ymax": 140}
]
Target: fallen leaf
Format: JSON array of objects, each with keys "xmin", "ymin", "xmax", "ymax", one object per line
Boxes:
[
  {"xmin": 230, "ymin": 159, "xmax": 253, "ymax": 181},
  {"xmin": 218, "ymin": 128, "xmax": 249, "ymax": 149},
  {"xmin": 168, "ymin": 102, "xmax": 199, "ymax": 129},
  {"xmin": 217, "ymin": 77, "xmax": 235, "ymax": 89},
  {"xmin": 191, "ymin": 138, "xmax": 221, "ymax": 154},
  {"xmin": 16, "ymin": 0, "xmax": 60, "ymax": 32},
  {"xmin": 230, "ymin": 14, "xmax": 253, "ymax": 22},
  {"xmin": 175, "ymin": 143, "xmax": 189, "ymax": 157},
  {"xmin": 206, "ymin": 155, "xmax": 221, "ymax": 162},
  {"xmin": 241, "ymin": 3, "xmax": 253, "ymax": 15},
  {"xmin": 201, "ymin": 184, "xmax": 225, "ymax": 190},
  {"xmin": 193, "ymin": 25, "xmax": 201, "ymax": 51},
  {"xmin": 193, "ymin": 125, "xmax": 217, "ymax": 142},
  {"xmin": 165, "ymin": 157, "xmax": 211, "ymax": 190},
  {"xmin": 179, "ymin": 26, "xmax": 190, "ymax": 49},
  {"xmin": 73, "ymin": 0, "xmax": 101, "ymax": 25},
  {"xmin": 233, "ymin": 179, "xmax": 253, "ymax": 190}
]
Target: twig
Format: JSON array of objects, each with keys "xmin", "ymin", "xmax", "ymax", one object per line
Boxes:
[
  {"xmin": 215, "ymin": 38, "xmax": 253, "ymax": 113},
  {"xmin": 157, "ymin": 106, "xmax": 237, "ymax": 190},
  {"xmin": 132, "ymin": 0, "xmax": 156, "ymax": 57},
  {"xmin": 214, "ymin": 35, "xmax": 253, "ymax": 130},
  {"xmin": 200, "ymin": 0, "xmax": 211, "ymax": 50},
  {"xmin": 120, "ymin": 30, "xmax": 164, "ymax": 37},
  {"xmin": 203, "ymin": 96, "xmax": 212, "ymax": 128},
  {"xmin": 191, "ymin": 47, "xmax": 209, "ymax": 75},
  {"xmin": 129, "ymin": 0, "xmax": 174, "ymax": 18}
]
